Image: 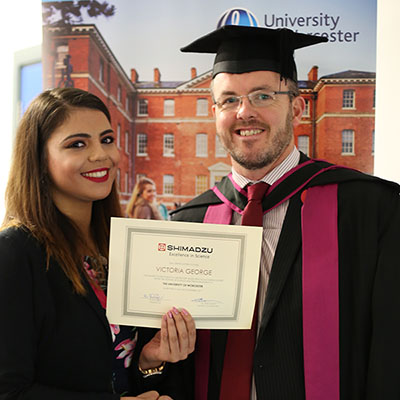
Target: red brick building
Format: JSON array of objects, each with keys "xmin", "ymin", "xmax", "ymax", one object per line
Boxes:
[
  {"xmin": 132, "ymin": 68, "xmax": 230, "ymax": 209},
  {"xmin": 42, "ymin": 24, "xmax": 136, "ymax": 204},
  {"xmin": 134, "ymin": 66, "xmax": 376, "ymax": 208},
  {"xmin": 313, "ymin": 69, "xmax": 375, "ymax": 172},
  {"xmin": 42, "ymin": 23, "xmax": 376, "ymax": 210}
]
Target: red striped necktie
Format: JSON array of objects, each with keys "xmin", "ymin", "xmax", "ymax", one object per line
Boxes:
[
  {"xmin": 241, "ymin": 182, "xmax": 270, "ymax": 226},
  {"xmin": 219, "ymin": 181, "xmax": 269, "ymax": 399}
]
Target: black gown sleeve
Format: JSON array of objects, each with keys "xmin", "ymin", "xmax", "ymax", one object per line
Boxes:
[{"xmin": 366, "ymin": 187, "xmax": 400, "ymax": 398}]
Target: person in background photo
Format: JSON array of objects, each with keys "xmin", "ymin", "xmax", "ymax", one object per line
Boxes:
[
  {"xmin": 158, "ymin": 202, "xmax": 169, "ymax": 220},
  {"xmin": 126, "ymin": 178, "xmax": 163, "ymax": 220},
  {"xmin": 0, "ymin": 88, "xmax": 195, "ymax": 400}
]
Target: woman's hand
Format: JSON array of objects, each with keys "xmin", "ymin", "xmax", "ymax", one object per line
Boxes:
[
  {"xmin": 139, "ymin": 307, "xmax": 196, "ymax": 369},
  {"xmin": 122, "ymin": 391, "xmax": 172, "ymax": 399}
]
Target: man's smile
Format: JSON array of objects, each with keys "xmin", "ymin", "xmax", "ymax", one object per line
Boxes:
[{"xmin": 236, "ymin": 128, "xmax": 264, "ymax": 137}]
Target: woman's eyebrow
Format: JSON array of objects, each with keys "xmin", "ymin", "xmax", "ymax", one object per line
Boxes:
[{"xmin": 61, "ymin": 129, "xmax": 114, "ymax": 142}]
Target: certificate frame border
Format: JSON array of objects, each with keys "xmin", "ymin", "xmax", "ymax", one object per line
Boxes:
[{"xmin": 122, "ymin": 226, "xmax": 246, "ymax": 322}]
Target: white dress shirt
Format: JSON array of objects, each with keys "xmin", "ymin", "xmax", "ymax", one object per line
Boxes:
[{"xmin": 230, "ymin": 146, "xmax": 300, "ymax": 400}]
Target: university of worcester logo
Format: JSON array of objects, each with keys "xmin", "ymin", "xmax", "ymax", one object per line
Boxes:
[{"xmin": 216, "ymin": 7, "xmax": 259, "ymax": 28}]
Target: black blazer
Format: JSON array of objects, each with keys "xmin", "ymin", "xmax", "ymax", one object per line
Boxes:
[{"xmin": 0, "ymin": 227, "xmax": 122, "ymax": 400}]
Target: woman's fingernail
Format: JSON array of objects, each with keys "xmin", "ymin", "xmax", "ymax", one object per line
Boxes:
[
  {"xmin": 172, "ymin": 306, "xmax": 179, "ymax": 315},
  {"xmin": 168, "ymin": 311, "xmax": 173, "ymax": 318},
  {"xmin": 181, "ymin": 308, "xmax": 189, "ymax": 316}
]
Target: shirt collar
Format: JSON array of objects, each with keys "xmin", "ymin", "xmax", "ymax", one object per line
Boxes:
[{"xmin": 231, "ymin": 146, "xmax": 300, "ymax": 189}]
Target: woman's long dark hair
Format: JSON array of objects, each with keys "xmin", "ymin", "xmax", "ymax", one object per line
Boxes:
[
  {"xmin": 3, "ymin": 87, "xmax": 122, "ymax": 294},
  {"xmin": 126, "ymin": 177, "xmax": 157, "ymax": 218}
]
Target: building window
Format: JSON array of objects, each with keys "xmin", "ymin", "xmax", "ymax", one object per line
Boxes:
[
  {"xmin": 342, "ymin": 129, "xmax": 354, "ymax": 154},
  {"xmin": 196, "ymin": 133, "xmax": 208, "ymax": 157},
  {"xmin": 373, "ymin": 89, "xmax": 376, "ymax": 109},
  {"xmin": 137, "ymin": 133, "xmax": 148, "ymax": 155},
  {"xmin": 163, "ymin": 133, "xmax": 174, "ymax": 156},
  {"xmin": 125, "ymin": 172, "xmax": 129, "ymax": 193},
  {"xmin": 56, "ymin": 45, "xmax": 69, "ymax": 67},
  {"xmin": 125, "ymin": 131, "xmax": 129, "ymax": 154},
  {"xmin": 297, "ymin": 135, "xmax": 310, "ymax": 156},
  {"xmin": 125, "ymin": 96, "xmax": 129, "ymax": 112},
  {"xmin": 117, "ymin": 169, "xmax": 121, "ymax": 190},
  {"xmin": 196, "ymin": 175, "xmax": 208, "ymax": 195},
  {"xmin": 163, "ymin": 175, "xmax": 174, "ymax": 195},
  {"xmin": 117, "ymin": 85, "xmax": 121, "ymax": 102},
  {"xmin": 215, "ymin": 135, "xmax": 227, "ymax": 157},
  {"xmin": 138, "ymin": 99, "xmax": 148, "ymax": 116},
  {"xmin": 99, "ymin": 58, "xmax": 104, "ymax": 83},
  {"xmin": 303, "ymin": 99, "xmax": 310, "ymax": 117},
  {"xmin": 372, "ymin": 130, "xmax": 375, "ymax": 155},
  {"xmin": 342, "ymin": 89, "xmax": 355, "ymax": 109},
  {"xmin": 196, "ymin": 98, "xmax": 208, "ymax": 116},
  {"xmin": 164, "ymin": 99, "xmax": 175, "ymax": 116},
  {"xmin": 117, "ymin": 124, "xmax": 121, "ymax": 148}
]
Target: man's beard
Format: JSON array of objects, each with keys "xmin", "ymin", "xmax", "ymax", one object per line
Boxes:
[{"xmin": 220, "ymin": 112, "xmax": 293, "ymax": 171}]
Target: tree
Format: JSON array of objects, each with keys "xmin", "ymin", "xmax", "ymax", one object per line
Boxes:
[{"xmin": 42, "ymin": 0, "xmax": 115, "ymax": 26}]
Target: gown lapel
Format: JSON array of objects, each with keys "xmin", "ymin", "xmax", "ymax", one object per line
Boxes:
[
  {"xmin": 257, "ymin": 196, "xmax": 303, "ymax": 341},
  {"xmin": 213, "ymin": 174, "xmax": 248, "ymax": 212}
]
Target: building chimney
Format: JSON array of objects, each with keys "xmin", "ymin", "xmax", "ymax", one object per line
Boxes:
[
  {"xmin": 154, "ymin": 68, "xmax": 161, "ymax": 84},
  {"xmin": 308, "ymin": 65, "xmax": 319, "ymax": 81},
  {"xmin": 130, "ymin": 68, "xmax": 138, "ymax": 83},
  {"xmin": 191, "ymin": 67, "xmax": 197, "ymax": 79}
]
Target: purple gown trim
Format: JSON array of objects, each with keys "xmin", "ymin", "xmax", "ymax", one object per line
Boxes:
[
  {"xmin": 211, "ymin": 185, "xmax": 243, "ymax": 214},
  {"xmin": 301, "ymin": 184, "xmax": 340, "ymax": 400},
  {"xmin": 264, "ymin": 163, "xmax": 339, "ymax": 215},
  {"xmin": 204, "ymin": 202, "xmax": 233, "ymax": 225},
  {"xmin": 213, "ymin": 162, "xmax": 341, "ymax": 216}
]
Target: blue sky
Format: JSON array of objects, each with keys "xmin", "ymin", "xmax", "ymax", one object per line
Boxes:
[{"xmin": 43, "ymin": 0, "xmax": 377, "ymax": 82}]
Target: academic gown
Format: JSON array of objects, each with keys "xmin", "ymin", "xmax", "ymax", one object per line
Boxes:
[{"xmin": 169, "ymin": 154, "xmax": 400, "ymax": 400}]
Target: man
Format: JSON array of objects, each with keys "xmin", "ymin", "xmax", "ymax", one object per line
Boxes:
[{"xmin": 171, "ymin": 25, "xmax": 400, "ymax": 399}]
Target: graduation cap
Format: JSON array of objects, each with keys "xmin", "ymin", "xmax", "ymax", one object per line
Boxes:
[{"xmin": 181, "ymin": 25, "xmax": 328, "ymax": 82}]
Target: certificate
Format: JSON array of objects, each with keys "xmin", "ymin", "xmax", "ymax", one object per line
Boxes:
[{"xmin": 106, "ymin": 218, "xmax": 262, "ymax": 329}]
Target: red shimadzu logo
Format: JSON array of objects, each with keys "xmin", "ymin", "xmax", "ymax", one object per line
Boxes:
[{"xmin": 158, "ymin": 243, "xmax": 166, "ymax": 251}]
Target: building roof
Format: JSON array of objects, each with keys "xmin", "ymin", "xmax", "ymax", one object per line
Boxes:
[
  {"xmin": 136, "ymin": 81, "xmax": 184, "ymax": 89},
  {"xmin": 298, "ymin": 80, "xmax": 315, "ymax": 90},
  {"xmin": 320, "ymin": 70, "xmax": 376, "ymax": 79},
  {"xmin": 314, "ymin": 69, "xmax": 376, "ymax": 91},
  {"xmin": 136, "ymin": 70, "xmax": 213, "ymax": 94},
  {"xmin": 135, "ymin": 68, "xmax": 376, "ymax": 94},
  {"xmin": 44, "ymin": 24, "xmax": 136, "ymax": 92}
]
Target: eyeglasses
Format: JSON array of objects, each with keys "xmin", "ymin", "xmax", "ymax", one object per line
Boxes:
[{"xmin": 214, "ymin": 90, "xmax": 296, "ymax": 111}]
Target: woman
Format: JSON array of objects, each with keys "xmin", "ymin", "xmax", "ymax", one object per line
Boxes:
[
  {"xmin": 0, "ymin": 88, "xmax": 195, "ymax": 399},
  {"xmin": 126, "ymin": 178, "xmax": 163, "ymax": 220}
]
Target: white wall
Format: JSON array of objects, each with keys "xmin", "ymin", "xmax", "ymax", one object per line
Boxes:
[
  {"xmin": 0, "ymin": 0, "xmax": 42, "ymax": 219},
  {"xmin": 0, "ymin": 0, "xmax": 397, "ymax": 221},
  {"xmin": 375, "ymin": 0, "xmax": 400, "ymax": 183}
]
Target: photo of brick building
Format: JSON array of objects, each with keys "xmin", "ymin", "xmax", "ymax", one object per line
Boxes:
[
  {"xmin": 132, "ymin": 68, "xmax": 230, "ymax": 209},
  {"xmin": 42, "ymin": 23, "xmax": 376, "ymax": 210},
  {"xmin": 134, "ymin": 66, "xmax": 375, "ymax": 208},
  {"xmin": 43, "ymin": 24, "xmax": 136, "ymax": 205}
]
